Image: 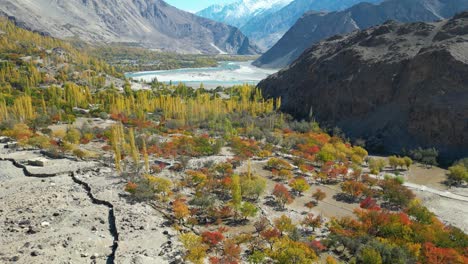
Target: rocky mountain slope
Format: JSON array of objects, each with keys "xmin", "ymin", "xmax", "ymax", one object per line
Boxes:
[
  {"xmin": 197, "ymin": 0, "xmax": 292, "ymax": 29},
  {"xmin": 241, "ymin": 0, "xmax": 382, "ymax": 50},
  {"xmin": 254, "ymin": 0, "xmax": 468, "ymax": 68},
  {"xmin": 0, "ymin": 0, "xmax": 259, "ymax": 55},
  {"xmin": 258, "ymin": 12, "xmax": 468, "ymax": 161}
]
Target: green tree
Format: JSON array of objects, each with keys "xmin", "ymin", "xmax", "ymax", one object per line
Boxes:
[
  {"xmin": 240, "ymin": 202, "xmax": 258, "ymax": 220},
  {"xmin": 411, "ymin": 147, "xmax": 438, "ymax": 168}
]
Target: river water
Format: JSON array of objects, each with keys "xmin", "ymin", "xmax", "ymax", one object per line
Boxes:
[{"xmin": 126, "ymin": 61, "xmax": 279, "ymax": 89}]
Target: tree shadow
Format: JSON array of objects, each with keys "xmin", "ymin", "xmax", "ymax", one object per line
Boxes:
[{"xmin": 333, "ymin": 193, "xmax": 357, "ymax": 204}]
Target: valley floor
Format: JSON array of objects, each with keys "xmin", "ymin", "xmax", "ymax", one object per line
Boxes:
[{"xmin": 1, "ymin": 141, "xmax": 467, "ymax": 263}]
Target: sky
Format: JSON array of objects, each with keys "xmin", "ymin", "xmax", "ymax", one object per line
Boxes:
[{"xmin": 165, "ymin": 0, "xmax": 234, "ymax": 12}]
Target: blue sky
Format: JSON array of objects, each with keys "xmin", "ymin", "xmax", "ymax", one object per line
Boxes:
[{"xmin": 165, "ymin": 0, "xmax": 234, "ymax": 12}]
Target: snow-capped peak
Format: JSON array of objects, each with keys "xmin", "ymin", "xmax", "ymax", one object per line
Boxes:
[
  {"xmin": 242, "ymin": 0, "xmax": 292, "ymax": 12},
  {"xmin": 197, "ymin": 0, "xmax": 293, "ymax": 28}
]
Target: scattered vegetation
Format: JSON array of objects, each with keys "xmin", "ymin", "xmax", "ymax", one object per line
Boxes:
[{"xmin": 0, "ymin": 17, "xmax": 466, "ymax": 264}]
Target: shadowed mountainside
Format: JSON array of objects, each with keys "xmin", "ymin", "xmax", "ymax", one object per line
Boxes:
[
  {"xmin": 254, "ymin": 0, "xmax": 468, "ymax": 68},
  {"xmin": 258, "ymin": 12, "xmax": 468, "ymax": 162}
]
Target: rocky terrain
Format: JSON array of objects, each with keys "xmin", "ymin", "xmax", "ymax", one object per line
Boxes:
[
  {"xmin": 258, "ymin": 12, "xmax": 468, "ymax": 161},
  {"xmin": 254, "ymin": 0, "xmax": 468, "ymax": 68},
  {"xmin": 0, "ymin": 142, "xmax": 181, "ymax": 264},
  {"xmin": 0, "ymin": 0, "xmax": 259, "ymax": 55}
]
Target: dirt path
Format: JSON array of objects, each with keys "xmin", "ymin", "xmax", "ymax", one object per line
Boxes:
[{"xmin": 404, "ymin": 182, "xmax": 468, "ymax": 202}]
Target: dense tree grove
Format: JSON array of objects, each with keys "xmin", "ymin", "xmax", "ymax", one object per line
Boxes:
[{"xmin": 1, "ymin": 17, "xmax": 467, "ymax": 264}]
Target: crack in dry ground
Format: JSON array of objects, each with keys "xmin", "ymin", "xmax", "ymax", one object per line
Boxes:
[
  {"xmin": 70, "ymin": 170, "xmax": 119, "ymax": 264},
  {"xmin": 0, "ymin": 157, "xmax": 119, "ymax": 264}
]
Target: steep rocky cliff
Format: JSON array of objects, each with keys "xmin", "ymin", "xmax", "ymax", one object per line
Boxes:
[
  {"xmin": 258, "ymin": 12, "xmax": 468, "ymax": 161},
  {"xmin": 254, "ymin": 0, "xmax": 468, "ymax": 68},
  {"xmin": 0, "ymin": 0, "xmax": 259, "ymax": 55}
]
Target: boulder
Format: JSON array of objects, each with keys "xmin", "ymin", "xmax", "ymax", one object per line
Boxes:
[{"xmin": 28, "ymin": 158, "xmax": 48, "ymax": 167}]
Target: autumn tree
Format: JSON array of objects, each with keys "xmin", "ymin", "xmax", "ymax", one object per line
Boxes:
[
  {"xmin": 447, "ymin": 163, "xmax": 468, "ymax": 186},
  {"xmin": 266, "ymin": 158, "xmax": 293, "ymax": 171},
  {"xmin": 274, "ymin": 215, "xmax": 295, "ymax": 235},
  {"xmin": 180, "ymin": 232, "xmax": 208, "ymax": 264},
  {"xmin": 302, "ymin": 213, "xmax": 322, "ymax": 232},
  {"xmin": 173, "ymin": 198, "xmax": 190, "ymax": 223},
  {"xmin": 240, "ymin": 202, "xmax": 258, "ymax": 220},
  {"xmin": 65, "ymin": 128, "xmax": 81, "ymax": 144},
  {"xmin": 360, "ymin": 197, "xmax": 380, "ymax": 211},
  {"xmin": 240, "ymin": 175, "xmax": 266, "ymax": 201},
  {"xmin": 269, "ymin": 237, "xmax": 318, "ymax": 264},
  {"xmin": 128, "ymin": 128, "xmax": 140, "ymax": 168},
  {"xmin": 312, "ymin": 189, "xmax": 326, "ymax": 204},
  {"xmin": 142, "ymin": 138, "xmax": 149, "ymax": 172},
  {"xmin": 341, "ymin": 180, "xmax": 367, "ymax": 202},
  {"xmin": 253, "ymin": 217, "xmax": 269, "ymax": 234},
  {"xmin": 326, "ymin": 256, "xmax": 338, "ymax": 264},
  {"xmin": 403, "ymin": 157, "xmax": 413, "ymax": 170},
  {"xmin": 421, "ymin": 242, "xmax": 466, "ymax": 264},
  {"xmin": 202, "ymin": 230, "xmax": 225, "ymax": 249},
  {"xmin": 369, "ymin": 158, "xmax": 387, "ymax": 174},
  {"xmin": 231, "ymin": 174, "xmax": 242, "ymax": 208},
  {"xmin": 289, "ymin": 177, "xmax": 310, "ymax": 196},
  {"xmin": 272, "ymin": 184, "xmax": 293, "ymax": 210},
  {"xmin": 221, "ymin": 239, "xmax": 241, "ymax": 264},
  {"xmin": 144, "ymin": 175, "xmax": 172, "ymax": 201},
  {"xmin": 406, "ymin": 200, "xmax": 434, "ymax": 224},
  {"xmin": 380, "ymin": 178, "xmax": 415, "ymax": 209}
]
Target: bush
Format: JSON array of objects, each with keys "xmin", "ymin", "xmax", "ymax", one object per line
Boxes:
[
  {"xmin": 125, "ymin": 175, "xmax": 173, "ymax": 202},
  {"xmin": 358, "ymin": 247, "xmax": 382, "ymax": 264},
  {"xmin": 72, "ymin": 148, "xmax": 96, "ymax": 159},
  {"xmin": 65, "ymin": 128, "xmax": 81, "ymax": 144},
  {"xmin": 447, "ymin": 164, "xmax": 468, "ymax": 186},
  {"xmin": 267, "ymin": 158, "xmax": 292, "ymax": 171},
  {"xmin": 28, "ymin": 135, "xmax": 51, "ymax": 149}
]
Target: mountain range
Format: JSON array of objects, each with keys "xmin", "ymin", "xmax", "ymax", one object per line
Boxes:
[
  {"xmin": 254, "ymin": 0, "xmax": 468, "ymax": 68},
  {"xmin": 258, "ymin": 12, "xmax": 468, "ymax": 161},
  {"xmin": 0, "ymin": 0, "xmax": 259, "ymax": 55},
  {"xmin": 199, "ymin": 0, "xmax": 382, "ymax": 50},
  {"xmin": 196, "ymin": 0, "xmax": 292, "ymax": 29}
]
